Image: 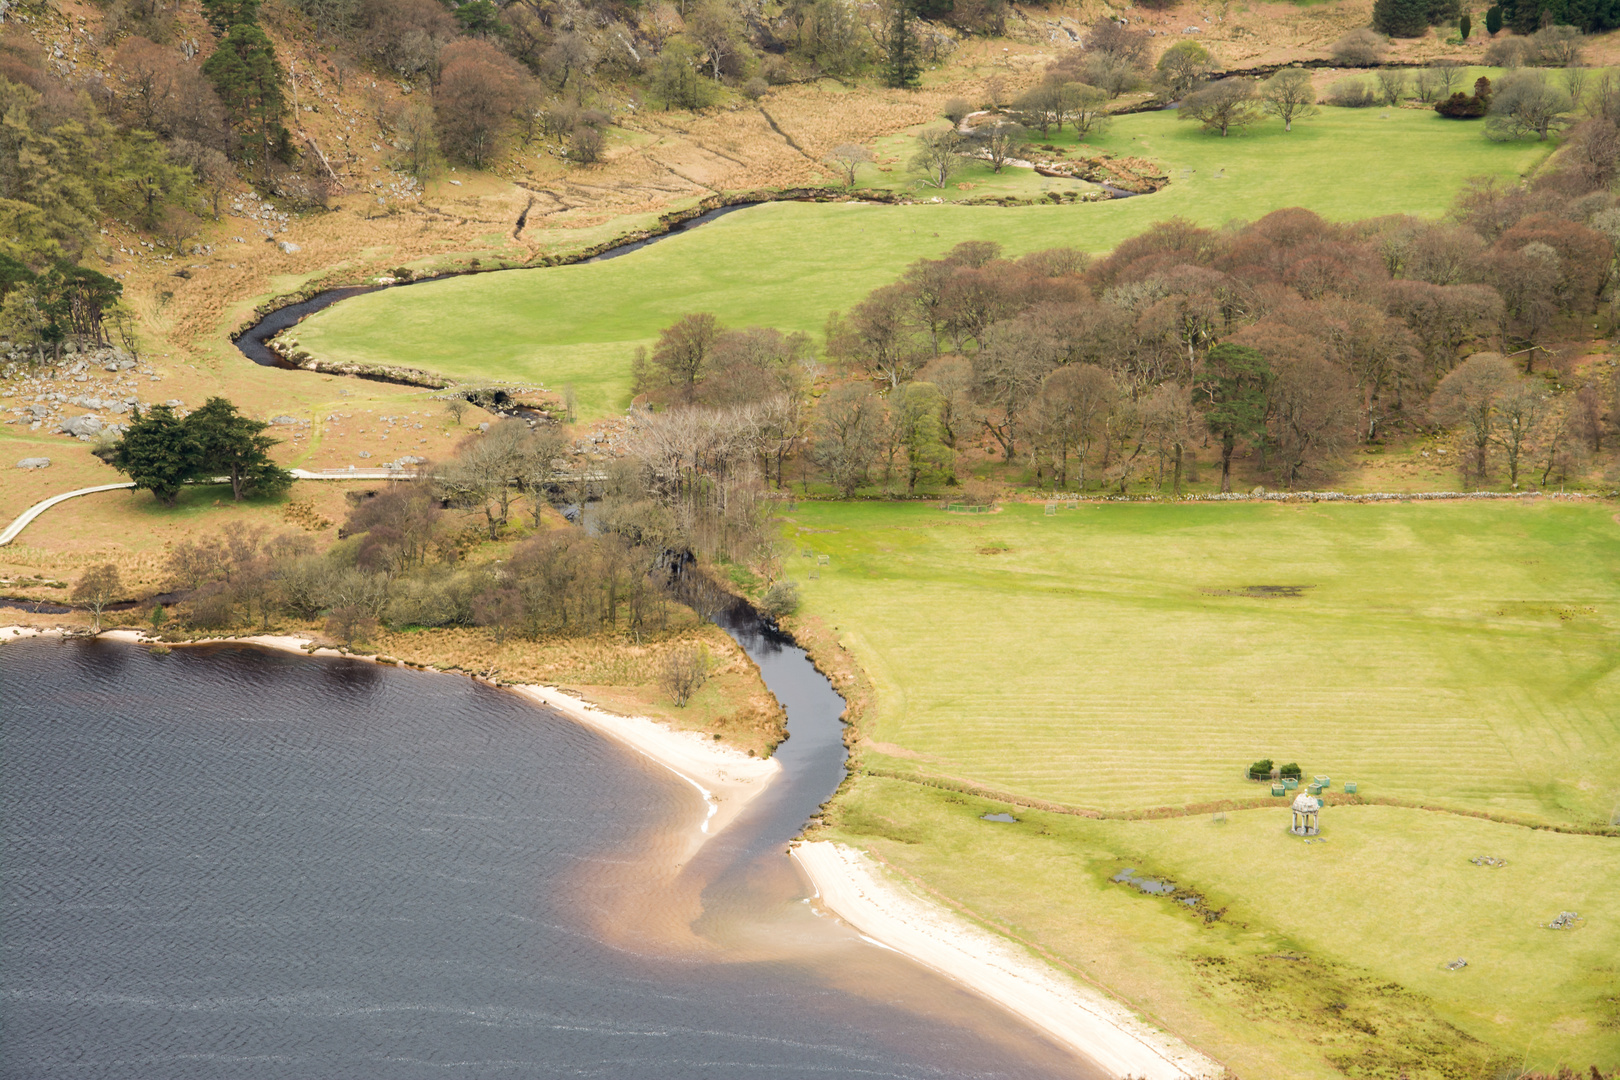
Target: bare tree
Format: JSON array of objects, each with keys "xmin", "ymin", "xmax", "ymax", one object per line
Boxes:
[
  {"xmin": 1178, "ymin": 79, "xmax": 1263, "ymax": 137},
  {"xmin": 516, "ymin": 427, "xmax": 568, "ymax": 526},
  {"xmin": 1413, "ymin": 67, "xmax": 1443, "ymax": 103},
  {"xmin": 73, "ymin": 564, "xmax": 123, "ymax": 633},
  {"xmin": 1261, "ymin": 67, "xmax": 1318, "ymax": 132},
  {"xmin": 440, "ymin": 419, "xmax": 529, "ymax": 538},
  {"xmin": 1430, "ymin": 353, "xmax": 1517, "ymax": 486},
  {"xmin": 824, "ymin": 143, "xmax": 874, "ymax": 188},
  {"xmin": 659, "ymin": 644, "xmax": 710, "ymax": 706},
  {"xmin": 911, "ymin": 129, "xmax": 968, "ymax": 189},
  {"xmin": 1492, "ymin": 380, "xmax": 1550, "ymax": 487},
  {"xmin": 1374, "ymin": 67, "xmax": 1407, "ymax": 106},
  {"xmin": 1487, "ymin": 70, "xmax": 1574, "ymax": 142},
  {"xmin": 812, "ymin": 383, "xmax": 882, "ymax": 497},
  {"xmin": 434, "ymin": 39, "xmax": 528, "ymax": 166},
  {"xmin": 972, "ymin": 120, "xmax": 1026, "ymax": 174},
  {"xmin": 650, "ymin": 312, "xmax": 722, "ymax": 398}
]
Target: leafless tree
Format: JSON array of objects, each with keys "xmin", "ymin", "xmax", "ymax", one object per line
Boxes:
[
  {"xmin": 973, "ymin": 119, "xmax": 1026, "ymax": 173},
  {"xmin": 911, "ymin": 128, "xmax": 968, "ymax": 189},
  {"xmin": 824, "ymin": 143, "xmax": 875, "ymax": 188},
  {"xmin": 73, "ymin": 564, "xmax": 123, "ymax": 633},
  {"xmin": 1430, "ymin": 352, "xmax": 1517, "ymax": 486},
  {"xmin": 659, "ymin": 644, "xmax": 710, "ymax": 706},
  {"xmin": 440, "ymin": 418, "xmax": 530, "ymax": 538},
  {"xmin": 1178, "ymin": 79, "xmax": 1263, "ymax": 137},
  {"xmin": 1262, "ymin": 67, "xmax": 1318, "ymax": 132},
  {"xmin": 434, "ymin": 39, "xmax": 528, "ymax": 166}
]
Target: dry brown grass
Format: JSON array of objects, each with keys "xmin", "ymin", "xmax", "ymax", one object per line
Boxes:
[{"xmin": 356, "ymin": 621, "xmax": 786, "ymax": 755}]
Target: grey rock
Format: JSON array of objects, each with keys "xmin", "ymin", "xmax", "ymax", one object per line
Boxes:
[
  {"xmin": 270, "ymin": 415, "xmax": 300, "ymax": 425},
  {"xmin": 277, "ymin": 241, "xmax": 301, "ymax": 254},
  {"xmin": 59, "ymin": 414, "xmax": 103, "ymax": 437},
  {"xmin": 164, "ymin": 399, "xmax": 183, "ymax": 408},
  {"xmin": 358, "ymin": 450, "xmax": 372, "ymax": 459},
  {"xmin": 17, "ymin": 457, "xmax": 50, "ymax": 469}
]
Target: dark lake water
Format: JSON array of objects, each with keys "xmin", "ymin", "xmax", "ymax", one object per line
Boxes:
[{"xmin": 1, "ymin": 636, "xmax": 1097, "ymax": 1079}]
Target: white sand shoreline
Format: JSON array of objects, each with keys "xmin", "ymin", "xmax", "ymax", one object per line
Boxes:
[{"xmin": 793, "ymin": 841, "xmax": 1223, "ymax": 1080}]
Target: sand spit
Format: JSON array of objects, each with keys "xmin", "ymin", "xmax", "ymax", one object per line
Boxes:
[
  {"xmin": 511, "ymin": 685, "xmax": 780, "ymax": 840},
  {"xmin": 793, "ymin": 841, "xmax": 1223, "ymax": 1080}
]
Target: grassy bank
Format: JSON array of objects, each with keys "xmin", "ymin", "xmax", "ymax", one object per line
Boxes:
[
  {"xmin": 289, "ymin": 107, "xmax": 1553, "ymax": 421},
  {"xmin": 785, "ymin": 500, "xmax": 1620, "ymax": 1075}
]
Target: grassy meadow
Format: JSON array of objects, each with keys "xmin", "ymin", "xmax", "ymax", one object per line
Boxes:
[
  {"xmin": 789, "ymin": 500, "xmax": 1620, "ymax": 1076},
  {"xmin": 290, "ymin": 107, "xmax": 1554, "ymax": 420},
  {"xmin": 789, "ymin": 499, "xmax": 1620, "ymax": 826}
]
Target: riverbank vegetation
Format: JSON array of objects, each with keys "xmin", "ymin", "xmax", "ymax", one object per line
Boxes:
[{"xmin": 786, "ymin": 498, "xmax": 1620, "ymax": 1077}]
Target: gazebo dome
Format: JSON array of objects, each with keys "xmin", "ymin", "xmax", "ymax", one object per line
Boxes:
[{"xmin": 1291, "ymin": 793, "xmax": 1322, "ymax": 814}]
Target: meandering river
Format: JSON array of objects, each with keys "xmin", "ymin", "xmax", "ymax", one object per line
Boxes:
[{"xmin": 1, "ymin": 624, "xmax": 1100, "ymax": 1078}]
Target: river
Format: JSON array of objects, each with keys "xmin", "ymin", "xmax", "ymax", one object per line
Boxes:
[{"xmin": 0, "ymin": 624, "xmax": 1100, "ymax": 1079}]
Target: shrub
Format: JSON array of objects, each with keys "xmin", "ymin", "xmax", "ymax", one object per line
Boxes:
[
  {"xmin": 1280, "ymin": 762, "xmax": 1303, "ymax": 780},
  {"xmin": 1484, "ymin": 35, "xmax": 1533, "ymax": 67},
  {"xmin": 1332, "ymin": 28, "xmax": 1389, "ymax": 67},
  {"xmin": 942, "ymin": 96, "xmax": 972, "ymax": 124},
  {"xmin": 1437, "ymin": 90, "xmax": 1488, "ymax": 116},
  {"xmin": 1327, "ymin": 76, "xmax": 1379, "ymax": 107},
  {"xmin": 742, "ymin": 76, "xmax": 769, "ymax": 100},
  {"xmin": 390, "ymin": 266, "xmax": 412, "ymax": 281},
  {"xmin": 1484, "ymin": 3, "xmax": 1502, "ymax": 32},
  {"xmin": 1247, "ymin": 758, "xmax": 1275, "ymax": 780},
  {"xmin": 1460, "ymin": 11, "xmax": 1472, "ymax": 38},
  {"xmin": 760, "ymin": 580, "xmax": 801, "ymax": 618}
]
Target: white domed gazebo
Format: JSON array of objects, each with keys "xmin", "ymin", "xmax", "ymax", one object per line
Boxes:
[{"xmin": 1290, "ymin": 792, "xmax": 1322, "ymax": 836}]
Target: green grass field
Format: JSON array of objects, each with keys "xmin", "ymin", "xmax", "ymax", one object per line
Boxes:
[
  {"xmin": 790, "ymin": 500, "xmax": 1620, "ymax": 825},
  {"xmin": 791, "ymin": 501, "xmax": 1620, "ymax": 1076},
  {"xmin": 291, "ymin": 107, "xmax": 1554, "ymax": 420}
]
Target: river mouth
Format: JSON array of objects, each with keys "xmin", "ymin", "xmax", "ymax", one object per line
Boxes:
[{"xmin": 0, "ymin": 630, "xmax": 1102, "ymax": 1078}]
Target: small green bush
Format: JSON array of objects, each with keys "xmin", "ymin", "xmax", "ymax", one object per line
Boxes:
[
  {"xmin": 1247, "ymin": 758, "xmax": 1274, "ymax": 780},
  {"xmin": 761, "ymin": 580, "xmax": 802, "ymax": 618},
  {"xmin": 1280, "ymin": 762, "xmax": 1303, "ymax": 780}
]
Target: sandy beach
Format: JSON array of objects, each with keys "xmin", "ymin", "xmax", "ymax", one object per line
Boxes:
[
  {"xmin": 511, "ymin": 685, "xmax": 781, "ymax": 841},
  {"xmin": 793, "ymin": 841, "xmax": 1223, "ymax": 1080}
]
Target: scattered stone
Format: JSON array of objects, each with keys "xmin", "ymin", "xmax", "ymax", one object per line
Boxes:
[
  {"xmin": 1546, "ymin": 911, "xmax": 1581, "ymax": 930},
  {"xmin": 270, "ymin": 415, "xmax": 300, "ymax": 425},
  {"xmin": 278, "ymin": 240, "xmax": 301, "ymax": 254},
  {"xmin": 17, "ymin": 457, "xmax": 49, "ymax": 469},
  {"xmin": 1445, "ymin": 958, "xmax": 1468, "ymax": 970},
  {"xmin": 1469, "ymin": 855, "xmax": 1507, "ymax": 868},
  {"xmin": 163, "ymin": 399, "xmax": 183, "ymax": 408},
  {"xmin": 59, "ymin": 414, "xmax": 102, "ymax": 437},
  {"xmin": 358, "ymin": 450, "xmax": 372, "ymax": 459}
]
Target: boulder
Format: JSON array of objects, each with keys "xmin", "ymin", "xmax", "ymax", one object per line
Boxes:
[
  {"xmin": 59, "ymin": 415, "xmax": 103, "ymax": 437},
  {"xmin": 270, "ymin": 415, "xmax": 300, "ymax": 425},
  {"xmin": 278, "ymin": 241, "xmax": 301, "ymax": 254},
  {"xmin": 17, "ymin": 457, "xmax": 49, "ymax": 469}
]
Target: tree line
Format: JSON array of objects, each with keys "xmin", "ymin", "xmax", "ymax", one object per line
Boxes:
[
  {"xmin": 633, "ymin": 130, "xmax": 1619, "ymax": 495},
  {"xmin": 136, "ymin": 412, "xmax": 787, "ymax": 652}
]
